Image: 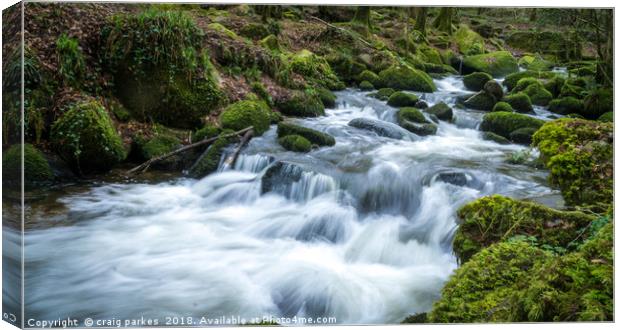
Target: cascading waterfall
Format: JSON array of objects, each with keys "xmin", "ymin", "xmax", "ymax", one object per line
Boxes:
[{"xmin": 11, "ymin": 74, "xmax": 562, "ymax": 325}]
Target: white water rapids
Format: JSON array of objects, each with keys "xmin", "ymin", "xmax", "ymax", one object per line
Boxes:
[{"xmin": 6, "ymin": 76, "xmax": 562, "ymax": 325}]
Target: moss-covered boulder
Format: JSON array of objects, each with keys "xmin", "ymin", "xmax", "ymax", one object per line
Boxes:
[
  {"xmin": 276, "ymin": 91, "xmax": 325, "ymax": 117},
  {"xmin": 51, "ymin": 100, "xmax": 126, "ymax": 172},
  {"xmin": 399, "ymin": 122, "xmax": 437, "ymax": 136},
  {"xmin": 102, "ymin": 10, "xmax": 223, "ymax": 128},
  {"xmin": 512, "ymin": 77, "xmax": 540, "ymax": 93},
  {"xmin": 523, "ymin": 83, "xmax": 553, "ymax": 106},
  {"xmin": 503, "ymin": 92, "xmax": 533, "ymax": 113},
  {"xmin": 598, "ymin": 112, "xmax": 613, "ymax": 122},
  {"xmin": 259, "ymin": 34, "xmax": 280, "ymax": 51},
  {"xmin": 509, "ymin": 127, "xmax": 538, "ymax": 145},
  {"xmin": 559, "ymin": 82, "xmax": 586, "ymax": 99},
  {"xmin": 359, "ymin": 81, "xmax": 373, "ymax": 91},
  {"xmin": 276, "ymin": 122, "xmax": 335, "ymax": 146},
  {"xmin": 288, "ymin": 49, "xmax": 344, "ymax": 90},
  {"xmin": 278, "ymin": 134, "xmax": 312, "ymax": 152},
  {"xmin": 492, "ymin": 101, "xmax": 513, "ymax": 112},
  {"xmin": 503, "ymin": 70, "xmax": 556, "ymax": 91},
  {"xmin": 506, "ymin": 31, "xmax": 581, "ymax": 61},
  {"xmin": 547, "ymin": 97, "xmax": 584, "ymax": 115},
  {"xmin": 461, "ymin": 51, "xmax": 518, "ymax": 77},
  {"xmin": 543, "ymin": 76, "xmax": 566, "ymax": 98},
  {"xmin": 479, "ymin": 111, "xmax": 544, "ymax": 139},
  {"xmin": 239, "ymin": 23, "xmax": 270, "ymax": 40},
  {"xmin": 482, "ymin": 131, "xmax": 510, "ymax": 144},
  {"xmin": 463, "ymin": 91, "xmax": 496, "ymax": 111},
  {"xmin": 518, "ymin": 55, "xmax": 553, "ymax": 71},
  {"xmin": 220, "ymin": 100, "xmax": 272, "ymax": 135},
  {"xmin": 429, "ymin": 240, "xmax": 551, "ymax": 322},
  {"xmin": 454, "ymin": 195, "xmax": 595, "ymax": 263},
  {"xmin": 463, "ymin": 72, "xmax": 492, "ymax": 91},
  {"xmin": 397, "ymin": 107, "xmax": 428, "ymax": 124},
  {"xmin": 424, "ymin": 102, "xmax": 453, "ymax": 121},
  {"xmin": 188, "ymin": 129, "xmax": 234, "ymax": 178},
  {"xmin": 369, "ymin": 88, "xmax": 396, "ymax": 101},
  {"xmin": 532, "ymin": 119, "xmax": 613, "ymax": 209},
  {"xmin": 194, "ymin": 124, "xmax": 220, "ymax": 142},
  {"xmin": 483, "ymin": 80, "xmax": 504, "ymax": 101},
  {"xmin": 378, "ymin": 65, "xmax": 436, "ymax": 92},
  {"xmin": 387, "ymin": 91, "xmax": 419, "ymax": 107},
  {"xmin": 454, "ymin": 25, "xmax": 485, "ymax": 55},
  {"xmin": 141, "ymin": 135, "xmax": 180, "ymax": 160},
  {"xmin": 316, "ymin": 87, "xmax": 337, "ymax": 108},
  {"xmin": 583, "ymin": 88, "xmax": 613, "ymax": 119},
  {"xmin": 356, "ymin": 70, "xmax": 382, "ymax": 87},
  {"xmin": 2, "ymin": 144, "xmax": 53, "ymax": 187}
]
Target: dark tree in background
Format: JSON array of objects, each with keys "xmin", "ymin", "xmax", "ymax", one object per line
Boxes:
[
  {"xmin": 433, "ymin": 8, "xmax": 454, "ymax": 34},
  {"xmin": 351, "ymin": 6, "xmax": 372, "ymax": 36},
  {"xmin": 414, "ymin": 7, "xmax": 428, "ymax": 37}
]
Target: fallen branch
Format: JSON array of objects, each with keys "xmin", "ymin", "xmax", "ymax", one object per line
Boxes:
[
  {"xmin": 126, "ymin": 126, "xmax": 254, "ymax": 175},
  {"xmin": 223, "ymin": 128, "xmax": 254, "ymax": 169},
  {"xmin": 308, "ymin": 16, "xmax": 375, "ymax": 49}
]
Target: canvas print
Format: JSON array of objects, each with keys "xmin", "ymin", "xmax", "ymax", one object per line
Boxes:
[{"xmin": 1, "ymin": 2, "xmax": 614, "ymax": 328}]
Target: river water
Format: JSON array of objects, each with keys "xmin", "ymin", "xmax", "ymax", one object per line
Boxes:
[{"xmin": 7, "ymin": 76, "xmax": 562, "ymax": 324}]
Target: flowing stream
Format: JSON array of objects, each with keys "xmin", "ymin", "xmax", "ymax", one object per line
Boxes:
[{"xmin": 7, "ymin": 75, "xmax": 562, "ymax": 324}]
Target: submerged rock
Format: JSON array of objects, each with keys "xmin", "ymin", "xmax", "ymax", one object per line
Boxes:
[
  {"xmin": 260, "ymin": 161, "xmax": 304, "ymax": 195},
  {"xmin": 348, "ymin": 118, "xmax": 416, "ymax": 140}
]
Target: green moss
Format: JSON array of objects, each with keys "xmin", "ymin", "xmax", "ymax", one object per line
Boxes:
[
  {"xmin": 598, "ymin": 111, "xmax": 613, "ymax": 122},
  {"xmin": 509, "ymin": 127, "xmax": 538, "ymax": 145},
  {"xmin": 463, "ymin": 72, "xmax": 492, "ymax": 91},
  {"xmin": 316, "ymin": 87, "xmax": 337, "ymax": 108},
  {"xmin": 559, "ymin": 82, "xmax": 586, "ymax": 99},
  {"xmin": 250, "ymin": 82, "xmax": 273, "ymax": 106},
  {"xmin": 543, "ymin": 76, "xmax": 566, "ymax": 98},
  {"xmin": 503, "ymin": 70, "xmax": 556, "ymax": 91},
  {"xmin": 397, "ymin": 107, "xmax": 427, "ymax": 124},
  {"xmin": 276, "ymin": 122, "xmax": 335, "ymax": 146},
  {"xmin": 369, "ymin": 88, "xmax": 396, "ymax": 101},
  {"xmin": 399, "ymin": 121, "xmax": 437, "ymax": 136},
  {"xmin": 378, "ymin": 65, "xmax": 436, "ymax": 92},
  {"xmin": 429, "ymin": 240, "xmax": 551, "ymax": 322},
  {"xmin": 259, "ymin": 34, "xmax": 280, "ymax": 51},
  {"xmin": 2, "ymin": 144, "xmax": 53, "ymax": 187},
  {"xmin": 287, "ymin": 49, "xmax": 343, "ymax": 90},
  {"xmin": 356, "ymin": 70, "xmax": 381, "ymax": 87},
  {"xmin": 278, "ymin": 134, "xmax": 312, "ymax": 152},
  {"xmin": 454, "ymin": 25, "xmax": 485, "ymax": 55},
  {"xmin": 503, "ymin": 92, "xmax": 533, "ymax": 113},
  {"xmin": 207, "ymin": 22, "xmax": 239, "ymax": 39},
  {"xmin": 463, "ymin": 91, "xmax": 496, "ymax": 111},
  {"xmin": 194, "ymin": 124, "xmax": 220, "ymax": 142},
  {"xmin": 141, "ymin": 135, "xmax": 180, "ymax": 159},
  {"xmin": 50, "ymin": 100, "xmax": 126, "ymax": 173},
  {"xmin": 523, "ymin": 83, "xmax": 553, "ymax": 106},
  {"xmin": 56, "ymin": 34, "xmax": 85, "ymax": 88},
  {"xmin": 462, "ymin": 51, "xmax": 518, "ymax": 77},
  {"xmin": 103, "ymin": 10, "xmax": 223, "ymax": 128},
  {"xmin": 239, "ymin": 23, "xmax": 270, "ymax": 40},
  {"xmin": 506, "ymin": 31, "xmax": 581, "ymax": 61},
  {"xmin": 276, "ymin": 90, "xmax": 325, "ymax": 117},
  {"xmin": 532, "ymin": 119, "xmax": 613, "ymax": 209},
  {"xmin": 518, "ymin": 55, "xmax": 553, "ymax": 71},
  {"xmin": 482, "ymin": 131, "xmax": 510, "ymax": 144},
  {"xmin": 492, "ymin": 101, "xmax": 513, "ymax": 112},
  {"xmin": 325, "ymin": 52, "xmax": 367, "ymax": 84},
  {"xmin": 479, "ymin": 111, "xmax": 543, "ymax": 139},
  {"xmin": 548, "ymin": 97, "xmax": 584, "ymax": 115},
  {"xmin": 359, "ymin": 80, "xmax": 374, "ymax": 91},
  {"xmin": 188, "ymin": 129, "xmax": 234, "ymax": 178},
  {"xmin": 454, "ymin": 195, "xmax": 595, "ymax": 263},
  {"xmin": 387, "ymin": 91, "xmax": 419, "ymax": 107},
  {"xmin": 583, "ymin": 88, "xmax": 613, "ymax": 119},
  {"xmin": 219, "ymin": 100, "xmax": 272, "ymax": 135},
  {"xmin": 424, "ymin": 102, "xmax": 453, "ymax": 121},
  {"xmin": 512, "ymin": 77, "xmax": 540, "ymax": 93}
]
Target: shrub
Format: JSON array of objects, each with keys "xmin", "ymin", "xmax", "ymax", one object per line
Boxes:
[
  {"xmin": 56, "ymin": 34, "xmax": 85, "ymax": 88},
  {"xmin": 51, "ymin": 100, "xmax": 126, "ymax": 172}
]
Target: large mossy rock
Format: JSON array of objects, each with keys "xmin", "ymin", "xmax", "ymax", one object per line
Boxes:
[
  {"xmin": 463, "ymin": 72, "xmax": 492, "ymax": 91},
  {"xmin": 2, "ymin": 144, "xmax": 53, "ymax": 187},
  {"xmin": 387, "ymin": 91, "xmax": 419, "ymax": 107},
  {"xmin": 454, "ymin": 195, "xmax": 595, "ymax": 263},
  {"xmin": 583, "ymin": 88, "xmax": 613, "ymax": 119},
  {"xmin": 356, "ymin": 70, "xmax": 382, "ymax": 87},
  {"xmin": 479, "ymin": 111, "xmax": 544, "ymax": 139},
  {"xmin": 102, "ymin": 10, "xmax": 223, "ymax": 128},
  {"xmin": 397, "ymin": 107, "xmax": 428, "ymax": 124},
  {"xmin": 278, "ymin": 134, "xmax": 312, "ymax": 152},
  {"xmin": 378, "ymin": 65, "xmax": 436, "ymax": 92},
  {"xmin": 461, "ymin": 51, "xmax": 518, "ymax": 77},
  {"xmin": 188, "ymin": 129, "xmax": 234, "ymax": 178},
  {"xmin": 506, "ymin": 31, "xmax": 581, "ymax": 60},
  {"xmin": 492, "ymin": 101, "xmax": 513, "ymax": 112},
  {"xmin": 369, "ymin": 87, "xmax": 396, "ymax": 101},
  {"xmin": 288, "ymin": 49, "xmax": 344, "ymax": 90},
  {"xmin": 276, "ymin": 91, "xmax": 325, "ymax": 117},
  {"xmin": 429, "ymin": 240, "xmax": 551, "ymax": 322},
  {"xmin": 463, "ymin": 91, "xmax": 496, "ymax": 111},
  {"xmin": 503, "ymin": 92, "xmax": 533, "ymax": 113},
  {"xmin": 548, "ymin": 97, "xmax": 584, "ymax": 115},
  {"xmin": 532, "ymin": 119, "xmax": 613, "ymax": 209},
  {"xmin": 522, "ymin": 83, "xmax": 553, "ymax": 106},
  {"xmin": 51, "ymin": 100, "xmax": 126, "ymax": 172},
  {"xmin": 220, "ymin": 100, "xmax": 272, "ymax": 135},
  {"xmin": 425, "ymin": 102, "xmax": 453, "ymax": 121},
  {"xmin": 277, "ymin": 122, "xmax": 335, "ymax": 146},
  {"xmin": 503, "ymin": 70, "xmax": 556, "ymax": 91},
  {"xmin": 518, "ymin": 55, "xmax": 553, "ymax": 71},
  {"xmin": 453, "ymin": 25, "xmax": 485, "ymax": 55}
]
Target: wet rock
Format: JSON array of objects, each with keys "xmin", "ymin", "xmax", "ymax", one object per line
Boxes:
[
  {"xmin": 414, "ymin": 100, "xmax": 429, "ymax": 109},
  {"xmin": 463, "ymin": 91, "xmax": 496, "ymax": 111},
  {"xmin": 483, "ymin": 80, "xmax": 504, "ymax": 101},
  {"xmin": 482, "ymin": 131, "xmax": 510, "ymax": 144},
  {"xmin": 424, "ymin": 102, "xmax": 453, "ymax": 121},
  {"xmin": 400, "ymin": 121, "xmax": 437, "ymax": 136},
  {"xmin": 261, "ymin": 161, "xmax": 304, "ymax": 194},
  {"xmin": 348, "ymin": 118, "xmax": 415, "ymax": 140}
]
